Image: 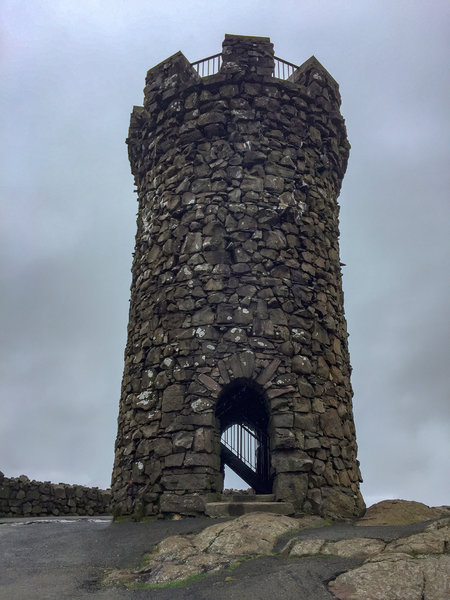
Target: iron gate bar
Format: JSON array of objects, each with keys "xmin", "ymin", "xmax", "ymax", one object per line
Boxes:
[{"xmin": 221, "ymin": 423, "xmax": 259, "ymax": 471}]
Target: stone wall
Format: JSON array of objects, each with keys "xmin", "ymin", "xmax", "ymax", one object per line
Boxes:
[
  {"xmin": 0, "ymin": 472, "xmax": 111, "ymax": 517},
  {"xmin": 111, "ymin": 34, "xmax": 364, "ymax": 519}
]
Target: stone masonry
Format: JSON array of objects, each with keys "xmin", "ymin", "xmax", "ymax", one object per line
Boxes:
[
  {"xmin": 111, "ymin": 35, "xmax": 365, "ymax": 519},
  {"xmin": 0, "ymin": 472, "xmax": 110, "ymax": 517}
]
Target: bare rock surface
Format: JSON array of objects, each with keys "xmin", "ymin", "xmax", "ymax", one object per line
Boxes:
[
  {"xmin": 192, "ymin": 511, "xmax": 299, "ymax": 554},
  {"xmin": 328, "ymin": 518, "xmax": 450, "ymax": 600},
  {"xmin": 2, "ymin": 502, "xmax": 449, "ymax": 599},
  {"xmin": 356, "ymin": 499, "xmax": 450, "ymax": 526},
  {"xmin": 104, "ymin": 510, "xmax": 450, "ymax": 593},
  {"xmin": 329, "ymin": 555, "xmax": 450, "ymax": 600},
  {"xmin": 104, "ymin": 512, "xmax": 303, "ymax": 586},
  {"xmin": 286, "ymin": 537, "xmax": 386, "ymax": 559}
]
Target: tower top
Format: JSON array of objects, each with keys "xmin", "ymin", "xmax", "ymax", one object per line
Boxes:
[{"xmin": 141, "ymin": 35, "xmax": 341, "ymax": 116}]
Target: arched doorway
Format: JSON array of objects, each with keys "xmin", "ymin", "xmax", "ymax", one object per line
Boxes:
[{"xmin": 216, "ymin": 378, "xmax": 271, "ymax": 494}]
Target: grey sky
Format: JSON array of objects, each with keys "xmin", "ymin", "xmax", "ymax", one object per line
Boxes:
[{"xmin": 1, "ymin": 0, "xmax": 449, "ymax": 508}]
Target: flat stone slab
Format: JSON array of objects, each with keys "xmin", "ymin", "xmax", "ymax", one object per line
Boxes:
[
  {"xmin": 205, "ymin": 501, "xmax": 294, "ymax": 517},
  {"xmin": 221, "ymin": 494, "xmax": 275, "ymax": 502}
]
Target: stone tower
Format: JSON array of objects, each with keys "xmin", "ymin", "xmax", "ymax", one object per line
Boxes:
[{"xmin": 111, "ymin": 35, "xmax": 364, "ymax": 519}]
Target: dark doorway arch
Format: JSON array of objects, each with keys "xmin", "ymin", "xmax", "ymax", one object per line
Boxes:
[{"xmin": 216, "ymin": 378, "xmax": 271, "ymax": 494}]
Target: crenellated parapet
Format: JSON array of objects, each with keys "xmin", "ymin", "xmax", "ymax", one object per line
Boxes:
[{"xmin": 128, "ymin": 36, "xmax": 349, "ymax": 185}]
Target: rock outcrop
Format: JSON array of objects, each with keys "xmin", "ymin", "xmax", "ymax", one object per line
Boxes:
[
  {"xmin": 356, "ymin": 499, "xmax": 450, "ymax": 526},
  {"xmin": 103, "ymin": 502, "xmax": 450, "ymax": 596},
  {"xmin": 104, "ymin": 512, "xmax": 324, "ymax": 586},
  {"xmin": 328, "ymin": 518, "xmax": 450, "ymax": 600}
]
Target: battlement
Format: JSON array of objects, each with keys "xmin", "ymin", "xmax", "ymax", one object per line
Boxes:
[{"xmin": 141, "ymin": 34, "xmax": 341, "ymax": 114}]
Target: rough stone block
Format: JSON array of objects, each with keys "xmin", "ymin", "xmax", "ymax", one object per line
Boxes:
[
  {"xmin": 272, "ymin": 428, "xmax": 297, "ymax": 450},
  {"xmin": 320, "ymin": 408, "xmax": 344, "ymax": 438},
  {"xmin": 159, "ymin": 493, "xmax": 206, "ymax": 515},
  {"xmin": 162, "ymin": 385, "xmax": 185, "ymax": 412},
  {"xmin": 274, "ymin": 473, "xmax": 308, "ymax": 508},
  {"xmin": 272, "ymin": 450, "xmax": 314, "ymax": 473}
]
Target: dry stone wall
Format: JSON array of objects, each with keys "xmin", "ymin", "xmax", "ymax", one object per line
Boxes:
[
  {"xmin": 111, "ymin": 35, "xmax": 364, "ymax": 519},
  {"xmin": 0, "ymin": 472, "xmax": 110, "ymax": 517}
]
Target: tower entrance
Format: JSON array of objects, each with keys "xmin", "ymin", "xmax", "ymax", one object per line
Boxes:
[{"xmin": 216, "ymin": 379, "xmax": 271, "ymax": 494}]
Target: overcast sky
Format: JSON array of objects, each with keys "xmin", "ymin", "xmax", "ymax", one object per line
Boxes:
[{"xmin": 1, "ymin": 0, "xmax": 449, "ymax": 509}]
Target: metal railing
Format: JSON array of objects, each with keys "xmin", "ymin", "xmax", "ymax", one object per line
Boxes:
[
  {"xmin": 274, "ymin": 56, "xmax": 299, "ymax": 80},
  {"xmin": 191, "ymin": 53, "xmax": 299, "ymax": 80},
  {"xmin": 221, "ymin": 424, "xmax": 258, "ymax": 471},
  {"xmin": 191, "ymin": 52, "xmax": 223, "ymax": 77}
]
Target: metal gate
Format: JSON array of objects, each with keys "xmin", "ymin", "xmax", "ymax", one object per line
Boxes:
[{"xmin": 221, "ymin": 423, "xmax": 271, "ymax": 493}]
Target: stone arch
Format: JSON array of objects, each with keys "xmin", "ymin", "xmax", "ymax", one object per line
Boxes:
[{"xmin": 216, "ymin": 378, "xmax": 272, "ymax": 493}]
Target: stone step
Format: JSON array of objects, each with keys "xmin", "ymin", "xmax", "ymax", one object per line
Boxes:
[
  {"xmin": 221, "ymin": 494, "xmax": 275, "ymax": 503},
  {"xmin": 205, "ymin": 500, "xmax": 294, "ymax": 518}
]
